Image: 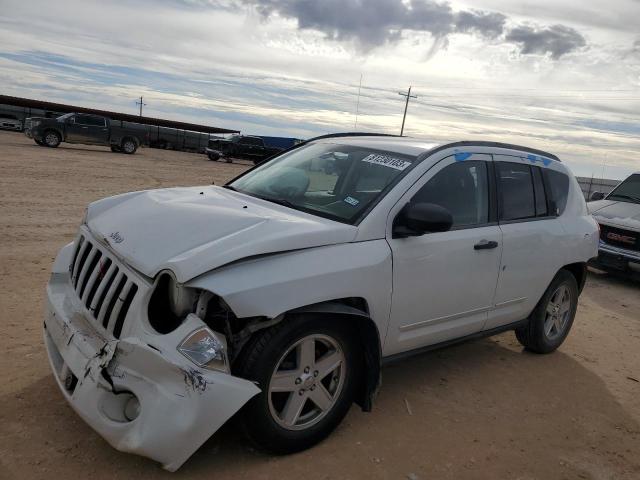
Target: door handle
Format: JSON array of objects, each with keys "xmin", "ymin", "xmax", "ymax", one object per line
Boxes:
[{"xmin": 474, "ymin": 240, "xmax": 499, "ymax": 250}]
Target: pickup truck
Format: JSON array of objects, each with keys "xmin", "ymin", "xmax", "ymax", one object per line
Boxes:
[
  {"xmin": 205, "ymin": 135, "xmax": 283, "ymax": 164},
  {"xmin": 24, "ymin": 113, "xmax": 142, "ymax": 154},
  {"xmin": 588, "ymin": 172, "xmax": 640, "ymax": 278},
  {"xmin": 0, "ymin": 113, "xmax": 23, "ymax": 131}
]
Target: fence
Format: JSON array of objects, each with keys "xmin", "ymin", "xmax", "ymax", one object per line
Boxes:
[{"xmin": 576, "ymin": 176, "xmax": 620, "ymax": 200}]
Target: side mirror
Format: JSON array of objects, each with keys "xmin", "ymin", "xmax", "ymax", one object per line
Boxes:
[
  {"xmin": 589, "ymin": 191, "xmax": 605, "ymax": 201},
  {"xmin": 393, "ymin": 202, "xmax": 453, "ymax": 238}
]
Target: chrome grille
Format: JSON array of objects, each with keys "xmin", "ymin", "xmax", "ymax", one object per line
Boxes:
[
  {"xmin": 69, "ymin": 235, "xmax": 139, "ymax": 338},
  {"xmin": 600, "ymin": 224, "xmax": 639, "ymax": 252}
]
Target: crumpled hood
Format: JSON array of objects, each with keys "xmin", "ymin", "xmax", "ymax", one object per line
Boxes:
[
  {"xmin": 588, "ymin": 199, "xmax": 640, "ymax": 231},
  {"xmin": 86, "ymin": 186, "xmax": 358, "ymax": 282}
]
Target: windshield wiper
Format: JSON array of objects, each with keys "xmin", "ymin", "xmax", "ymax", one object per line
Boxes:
[
  {"xmin": 258, "ymin": 195, "xmax": 297, "ymax": 209},
  {"xmin": 222, "ymin": 186, "xmax": 295, "ymax": 208},
  {"xmin": 608, "ymin": 194, "xmax": 640, "ymax": 204}
]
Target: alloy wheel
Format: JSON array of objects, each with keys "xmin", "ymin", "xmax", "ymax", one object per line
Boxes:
[
  {"xmin": 268, "ymin": 334, "xmax": 345, "ymax": 431},
  {"xmin": 544, "ymin": 284, "xmax": 572, "ymax": 340}
]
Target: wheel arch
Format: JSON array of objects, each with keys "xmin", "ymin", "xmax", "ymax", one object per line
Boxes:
[
  {"xmin": 233, "ymin": 298, "xmax": 382, "ymax": 413},
  {"xmin": 560, "ymin": 262, "xmax": 587, "ymax": 293},
  {"xmin": 288, "ymin": 298, "xmax": 381, "ymax": 412}
]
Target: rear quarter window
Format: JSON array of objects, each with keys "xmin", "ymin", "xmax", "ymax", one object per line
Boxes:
[{"xmin": 544, "ymin": 169, "xmax": 570, "ymax": 216}]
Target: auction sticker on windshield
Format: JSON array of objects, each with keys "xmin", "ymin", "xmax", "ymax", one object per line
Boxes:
[{"xmin": 362, "ymin": 154, "xmax": 412, "ymax": 171}]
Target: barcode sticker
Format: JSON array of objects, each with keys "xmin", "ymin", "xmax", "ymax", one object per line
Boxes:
[{"xmin": 362, "ymin": 154, "xmax": 411, "ymax": 171}]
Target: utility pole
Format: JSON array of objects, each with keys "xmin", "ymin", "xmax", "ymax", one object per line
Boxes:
[
  {"xmin": 136, "ymin": 96, "xmax": 146, "ymax": 117},
  {"xmin": 354, "ymin": 73, "xmax": 363, "ymax": 129},
  {"xmin": 398, "ymin": 86, "xmax": 417, "ymax": 136}
]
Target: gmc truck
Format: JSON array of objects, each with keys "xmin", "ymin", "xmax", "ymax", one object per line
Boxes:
[
  {"xmin": 588, "ymin": 172, "xmax": 640, "ymax": 278},
  {"xmin": 205, "ymin": 135, "xmax": 283, "ymax": 164},
  {"xmin": 24, "ymin": 113, "xmax": 143, "ymax": 154}
]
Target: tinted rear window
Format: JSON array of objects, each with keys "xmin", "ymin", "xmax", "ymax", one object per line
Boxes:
[{"xmin": 545, "ymin": 170, "xmax": 570, "ymax": 215}]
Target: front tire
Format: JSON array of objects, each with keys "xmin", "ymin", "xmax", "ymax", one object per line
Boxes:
[
  {"xmin": 121, "ymin": 138, "xmax": 138, "ymax": 154},
  {"xmin": 43, "ymin": 130, "xmax": 61, "ymax": 148},
  {"xmin": 236, "ymin": 316, "xmax": 359, "ymax": 454},
  {"xmin": 515, "ymin": 270, "xmax": 578, "ymax": 353},
  {"xmin": 207, "ymin": 152, "xmax": 220, "ymax": 161},
  {"xmin": 34, "ymin": 138, "xmax": 45, "ymax": 146},
  {"xmin": 110, "ymin": 145, "xmax": 122, "ymax": 153}
]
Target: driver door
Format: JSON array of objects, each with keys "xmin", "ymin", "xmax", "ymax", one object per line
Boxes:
[
  {"xmin": 384, "ymin": 154, "xmax": 502, "ymax": 356},
  {"xmin": 65, "ymin": 115, "xmax": 86, "ymax": 143}
]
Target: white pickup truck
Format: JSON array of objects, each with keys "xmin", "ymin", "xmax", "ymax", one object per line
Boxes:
[
  {"xmin": 43, "ymin": 134, "xmax": 599, "ymax": 471},
  {"xmin": 588, "ymin": 172, "xmax": 640, "ymax": 277}
]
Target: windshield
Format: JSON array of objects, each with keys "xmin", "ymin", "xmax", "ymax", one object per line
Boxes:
[
  {"xmin": 228, "ymin": 142, "xmax": 417, "ymax": 224},
  {"xmin": 607, "ymin": 174, "xmax": 640, "ymax": 204}
]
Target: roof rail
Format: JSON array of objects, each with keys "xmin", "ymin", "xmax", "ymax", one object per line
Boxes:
[
  {"xmin": 305, "ymin": 132, "xmax": 401, "ymax": 142},
  {"xmin": 433, "ymin": 141, "xmax": 560, "ymax": 162}
]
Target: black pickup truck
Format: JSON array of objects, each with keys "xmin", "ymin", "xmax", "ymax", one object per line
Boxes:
[
  {"xmin": 24, "ymin": 113, "xmax": 143, "ymax": 154},
  {"xmin": 205, "ymin": 135, "xmax": 283, "ymax": 164}
]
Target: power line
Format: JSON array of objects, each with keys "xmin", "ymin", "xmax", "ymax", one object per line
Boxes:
[
  {"xmin": 354, "ymin": 73, "xmax": 363, "ymax": 129},
  {"xmin": 398, "ymin": 86, "xmax": 417, "ymax": 136}
]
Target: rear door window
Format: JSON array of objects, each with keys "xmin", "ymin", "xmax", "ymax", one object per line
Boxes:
[{"xmin": 497, "ymin": 162, "xmax": 536, "ymax": 221}]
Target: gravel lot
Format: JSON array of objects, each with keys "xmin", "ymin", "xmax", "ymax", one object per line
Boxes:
[{"xmin": 1, "ymin": 130, "xmax": 639, "ymax": 480}]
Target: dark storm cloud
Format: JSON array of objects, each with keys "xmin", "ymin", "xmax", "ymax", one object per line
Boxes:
[
  {"xmin": 247, "ymin": 0, "xmax": 585, "ymax": 58},
  {"xmin": 250, "ymin": 0, "xmax": 506, "ymax": 48},
  {"xmin": 454, "ymin": 10, "xmax": 506, "ymax": 39},
  {"xmin": 505, "ymin": 24, "xmax": 587, "ymax": 59}
]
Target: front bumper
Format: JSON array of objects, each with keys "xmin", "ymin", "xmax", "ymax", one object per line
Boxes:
[
  {"xmin": 43, "ymin": 252, "xmax": 260, "ymax": 471},
  {"xmin": 589, "ymin": 240, "xmax": 640, "ymax": 276}
]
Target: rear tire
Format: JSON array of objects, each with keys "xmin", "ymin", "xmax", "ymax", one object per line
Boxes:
[
  {"xmin": 43, "ymin": 130, "xmax": 61, "ymax": 148},
  {"xmin": 235, "ymin": 315, "xmax": 360, "ymax": 454},
  {"xmin": 515, "ymin": 270, "xmax": 578, "ymax": 353},
  {"xmin": 207, "ymin": 152, "xmax": 220, "ymax": 161}
]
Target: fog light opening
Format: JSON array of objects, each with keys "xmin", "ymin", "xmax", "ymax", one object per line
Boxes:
[{"xmin": 124, "ymin": 395, "xmax": 141, "ymax": 421}]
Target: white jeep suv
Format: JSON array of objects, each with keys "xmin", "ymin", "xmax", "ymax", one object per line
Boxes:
[{"xmin": 43, "ymin": 134, "xmax": 599, "ymax": 471}]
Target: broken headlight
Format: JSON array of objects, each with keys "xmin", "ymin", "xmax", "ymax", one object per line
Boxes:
[
  {"xmin": 148, "ymin": 273, "xmax": 198, "ymax": 334},
  {"xmin": 178, "ymin": 326, "xmax": 229, "ymax": 373}
]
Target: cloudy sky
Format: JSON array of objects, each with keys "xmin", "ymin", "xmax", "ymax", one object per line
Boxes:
[{"xmin": 1, "ymin": 0, "xmax": 639, "ymax": 178}]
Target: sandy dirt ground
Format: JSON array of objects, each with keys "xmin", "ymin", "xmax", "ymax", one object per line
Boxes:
[{"xmin": 0, "ymin": 130, "xmax": 638, "ymax": 480}]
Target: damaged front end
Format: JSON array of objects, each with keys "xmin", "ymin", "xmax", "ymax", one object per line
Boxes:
[{"xmin": 43, "ymin": 232, "xmax": 260, "ymax": 471}]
